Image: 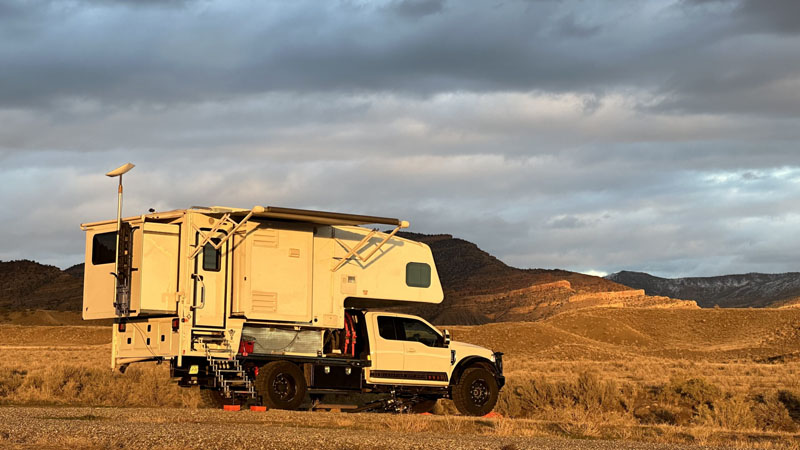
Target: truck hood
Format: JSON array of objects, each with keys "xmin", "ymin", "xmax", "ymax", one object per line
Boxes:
[{"xmin": 449, "ymin": 340, "xmax": 495, "ymax": 361}]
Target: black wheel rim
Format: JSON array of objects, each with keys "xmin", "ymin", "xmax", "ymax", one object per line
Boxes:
[
  {"xmin": 273, "ymin": 373, "xmax": 296, "ymax": 401},
  {"xmin": 469, "ymin": 378, "xmax": 490, "ymax": 406}
]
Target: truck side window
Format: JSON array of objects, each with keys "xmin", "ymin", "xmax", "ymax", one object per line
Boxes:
[
  {"xmin": 399, "ymin": 318, "xmax": 442, "ymax": 347},
  {"xmin": 202, "ymin": 240, "xmax": 221, "ymax": 272},
  {"xmin": 92, "ymin": 231, "xmax": 117, "ymax": 265},
  {"xmin": 377, "ymin": 316, "xmax": 397, "ymax": 340},
  {"xmin": 406, "ymin": 262, "xmax": 431, "ymax": 288}
]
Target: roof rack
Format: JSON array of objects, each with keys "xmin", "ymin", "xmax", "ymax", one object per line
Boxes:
[{"xmin": 190, "ymin": 206, "xmax": 410, "ymax": 266}]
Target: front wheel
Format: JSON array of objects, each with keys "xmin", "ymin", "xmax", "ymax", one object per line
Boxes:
[
  {"xmin": 256, "ymin": 361, "xmax": 307, "ymax": 410},
  {"xmin": 452, "ymin": 367, "xmax": 499, "ymax": 416}
]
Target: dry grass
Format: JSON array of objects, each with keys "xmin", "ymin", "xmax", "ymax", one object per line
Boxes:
[
  {"xmin": 2, "ymin": 308, "xmax": 800, "ymax": 447},
  {"xmin": 0, "ymin": 361, "xmax": 199, "ymax": 408}
]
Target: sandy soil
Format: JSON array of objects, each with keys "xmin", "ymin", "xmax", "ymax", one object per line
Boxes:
[{"xmin": 0, "ymin": 406, "xmax": 728, "ymax": 450}]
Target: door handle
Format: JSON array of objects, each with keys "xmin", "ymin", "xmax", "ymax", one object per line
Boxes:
[
  {"xmin": 191, "ymin": 273, "xmax": 205, "ymax": 310},
  {"xmin": 407, "ymin": 348, "xmax": 416, "ymax": 353}
]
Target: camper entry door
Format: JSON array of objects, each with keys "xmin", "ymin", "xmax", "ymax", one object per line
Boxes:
[{"xmin": 193, "ymin": 232, "xmax": 228, "ymax": 328}]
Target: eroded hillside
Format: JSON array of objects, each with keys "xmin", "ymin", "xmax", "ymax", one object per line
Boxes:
[
  {"xmin": 0, "ymin": 260, "xmax": 83, "ymax": 311},
  {"xmin": 399, "ymin": 233, "xmax": 697, "ymax": 324}
]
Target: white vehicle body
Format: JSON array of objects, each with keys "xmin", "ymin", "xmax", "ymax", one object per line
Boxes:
[{"xmin": 82, "ymin": 205, "xmax": 504, "ymax": 414}]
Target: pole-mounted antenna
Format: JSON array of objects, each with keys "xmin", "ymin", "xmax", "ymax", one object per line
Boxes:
[{"xmin": 106, "ymin": 163, "xmax": 135, "ymax": 316}]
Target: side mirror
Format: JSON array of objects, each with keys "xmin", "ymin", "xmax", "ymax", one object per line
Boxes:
[{"xmin": 443, "ymin": 329, "xmax": 451, "ymax": 347}]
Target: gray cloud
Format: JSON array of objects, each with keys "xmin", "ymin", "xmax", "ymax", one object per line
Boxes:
[
  {"xmin": 1, "ymin": 0, "xmax": 799, "ymax": 278},
  {"xmin": 0, "ymin": 0, "xmax": 797, "ymax": 117},
  {"xmin": 686, "ymin": 0, "xmax": 800, "ymax": 35},
  {"xmin": 388, "ymin": 0, "xmax": 445, "ymax": 19}
]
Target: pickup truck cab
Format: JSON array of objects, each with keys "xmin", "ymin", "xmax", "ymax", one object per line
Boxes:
[{"xmin": 364, "ymin": 311, "xmax": 504, "ymax": 415}]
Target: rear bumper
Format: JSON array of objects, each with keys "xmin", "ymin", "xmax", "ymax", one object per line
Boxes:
[{"xmin": 493, "ymin": 352, "xmax": 505, "ymax": 389}]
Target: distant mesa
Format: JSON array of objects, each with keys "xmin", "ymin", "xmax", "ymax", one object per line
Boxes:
[{"xmin": 605, "ymin": 270, "xmax": 800, "ymax": 309}]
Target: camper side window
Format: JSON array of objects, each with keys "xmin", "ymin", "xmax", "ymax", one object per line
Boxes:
[
  {"xmin": 406, "ymin": 262, "xmax": 431, "ymax": 288},
  {"xmin": 92, "ymin": 232, "xmax": 117, "ymax": 265},
  {"xmin": 202, "ymin": 241, "xmax": 221, "ymax": 272}
]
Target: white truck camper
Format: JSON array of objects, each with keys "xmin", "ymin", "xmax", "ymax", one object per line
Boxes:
[{"xmin": 81, "ymin": 202, "xmax": 504, "ymax": 415}]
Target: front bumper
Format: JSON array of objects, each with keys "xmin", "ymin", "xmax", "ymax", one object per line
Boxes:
[{"xmin": 493, "ymin": 352, "xmax": 505, "ymax": 389}]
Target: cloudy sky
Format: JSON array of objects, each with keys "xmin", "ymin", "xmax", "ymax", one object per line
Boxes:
[{"xmin": 1, "ymin": 0, "xmax": 799, "ymax": 278}]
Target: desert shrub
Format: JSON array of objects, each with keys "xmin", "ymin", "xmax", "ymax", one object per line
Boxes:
[
  {"xmin": 0, "ymin": 368, "xmax": 26, "ymax": 397},
  {"xmin": 633, "ymin": 404, "xmax": 682, "ymax": 425},
  {"xmin": 697, "ymin": 394, "xmax": 756, "ymax": 431},
  {"xmin": 778, "ymin": 390, "xmax": 800, "ymax": 422},
  {"xmin": 664, "ymin": 377, "xmax": 722, "ymax": 411},
  {"xmin": 634, "ymin": 378, "xmax": 732, "ymax": 428},
  {"xmin": 495, "ymin": 372, "xmax": 626, "ymax": 419},
  {"xmin": 752, "ymin": 393, "xmax": 798, "ymax": 432},
  {"xmin": 2, "ymin": 363, "xmax": 199, "ymax": 407}
]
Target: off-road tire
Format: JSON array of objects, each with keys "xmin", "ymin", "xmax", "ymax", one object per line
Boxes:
[
  {"xmin": 257, "ymin": 361, "xmax": 307, "ymax": 410},
  {"xmin": 452, "ymin": 367, "xmax": 499, "ymax": 416}
]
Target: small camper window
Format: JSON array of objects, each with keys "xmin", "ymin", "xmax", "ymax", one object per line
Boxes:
[
  {"xmin": 92, "ymin": 232, "xmax": 117, "ymax": 265},
  {"xmin": 405, "ymin": 262, "xmax": 431, "ymax": 288},
  {"xmin": 202, "ymin": 241, "xmax": 221, "ymax": 272}
]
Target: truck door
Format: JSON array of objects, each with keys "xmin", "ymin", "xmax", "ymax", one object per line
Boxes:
[
  {"xmin": 372, "ymin": 315, "xmax": 405, "ymax": 373},
  {"xmin": 396, "ymin": 317, "xmax": 451, "ymax": 382},
  {"xmin": 369, "ymin": 314, "xmax": 450, "ymax": 384},
  {"xmin": 193, "ymin": 233, "xmax": 228, "ymax": 328}
]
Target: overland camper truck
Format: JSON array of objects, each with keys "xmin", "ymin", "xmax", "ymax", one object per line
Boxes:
[{"xmin": 81, "ymin": 205, "xmax": 504, "ymax": 415}]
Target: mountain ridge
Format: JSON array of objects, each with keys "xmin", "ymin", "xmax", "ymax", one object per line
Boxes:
[
  {"xmin": 0, "ymin": 260, "xmax": 83, "ymax": 311},
  {"xmin": 605, "ymin": 270, "xmax": 800, "ymax": 308}
]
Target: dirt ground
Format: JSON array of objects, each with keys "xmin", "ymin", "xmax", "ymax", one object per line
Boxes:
[{"xmin": 0, "ymin": 406, "xmax": 733, "ymax": 450}]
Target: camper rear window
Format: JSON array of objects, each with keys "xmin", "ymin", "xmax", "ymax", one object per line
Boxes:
[
  {"xmin": 92, "ymin": 232, "xmax": 117, "ymax": 265},
  {"xmin": 405, "ymin": 262, "xmax": 431, "ymax": 288}
]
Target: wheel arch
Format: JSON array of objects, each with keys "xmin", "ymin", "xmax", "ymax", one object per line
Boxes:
[{"xmin": 450, "ymin": 356, "xmax": 496, "ymax": 386}]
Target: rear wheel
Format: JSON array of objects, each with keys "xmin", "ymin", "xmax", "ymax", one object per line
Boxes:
[
  {"xmin": 256, "ymin": 361, "xmax": 307, "ymax": 410},
  {"xmin": 452, "ymin": 367, "xmax": 499, "ymax": 416}
]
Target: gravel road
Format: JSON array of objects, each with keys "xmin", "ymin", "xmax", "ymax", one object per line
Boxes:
[{"xmin": 0, "ymin": 407, "xmax": 730, "ymax": 450}]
